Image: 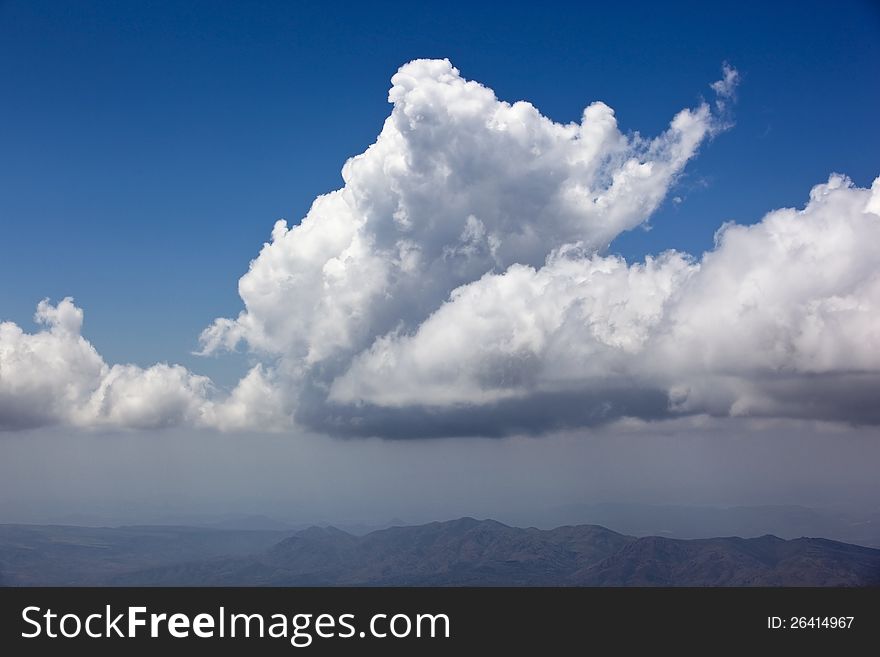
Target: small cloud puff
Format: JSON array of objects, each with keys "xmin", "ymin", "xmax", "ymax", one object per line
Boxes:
[{"xmin": 0, "ymin": 298, "xmax": 287, "ymax": 432}]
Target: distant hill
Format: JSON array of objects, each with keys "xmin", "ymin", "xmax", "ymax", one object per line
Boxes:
[
  {"xmin": 515, "ymin": 503, "xmax": 880, "ymax": 547},
  {"xmin": 1, "ymin": 518, "xmax": 878, "ymax": 586},
  {"xmin": 0, "ymin": 524, "xmax": 295, "ymax": 586},
  {"xmin": 576, "ymin": 534, "xmax": 880, "ymax": 586}
]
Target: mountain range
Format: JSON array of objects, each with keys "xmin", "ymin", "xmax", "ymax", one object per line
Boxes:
[{"xmin": 1, "ymin": 517, "xmax": 878, "ymax": 586}]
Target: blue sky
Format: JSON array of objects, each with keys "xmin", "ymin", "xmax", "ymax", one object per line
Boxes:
[{"xmin": 1, "ymin": 0, "xmax": 877, "ymax": 384}]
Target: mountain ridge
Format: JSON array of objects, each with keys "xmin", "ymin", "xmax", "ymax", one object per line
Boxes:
[
  {"xmin": 2, "ymin": 518, "xmax": 878, "ymax": 586},
  {"xmin": 111, "ymin": 518, "xmax": 880, "ymax": 587}
]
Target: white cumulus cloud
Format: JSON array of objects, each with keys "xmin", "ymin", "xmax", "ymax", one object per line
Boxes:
[
  {"xmin": 198, "ymin": 58, "xmax": 724, "ymax": 367},
  {"xmin": 5, "ymin": 58, "xmax": 877, "ymax": 436},
  {"xmin": 195, "ymin": 58, "xmax": 736, "ymax": 435},
  {"xmin": 331, "ymin": 173, "xmax": 880, "ymax": 429},
  {"xmin": 0, "ymin": 298, "xmax": 287, "ymax": 431},
  {"xmin": 0, "ymin": 298, "xmax": 105, "ymax": 430}
]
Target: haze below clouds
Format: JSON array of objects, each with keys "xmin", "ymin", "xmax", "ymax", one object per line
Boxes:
[{"xmin": 2, "ymin": 419, "xmax": 878, "ymax": 528}]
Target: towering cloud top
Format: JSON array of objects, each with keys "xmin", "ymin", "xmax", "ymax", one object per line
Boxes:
[
  {"xmin": 200, "ymin": 59, "xmax": 718, "ymax": 366},
  {"xmin": 2, "ymin": 60, "xmax": 878, "ymax": 435}
]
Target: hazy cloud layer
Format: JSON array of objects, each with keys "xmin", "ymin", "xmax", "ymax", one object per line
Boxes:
[
  {"xmin": 2, "ymin": 59, "xmax": 878, "ymax": 435},
  {"xmin": 4, "ymin": 417, "xmax": 880, "ymax": 526}
]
